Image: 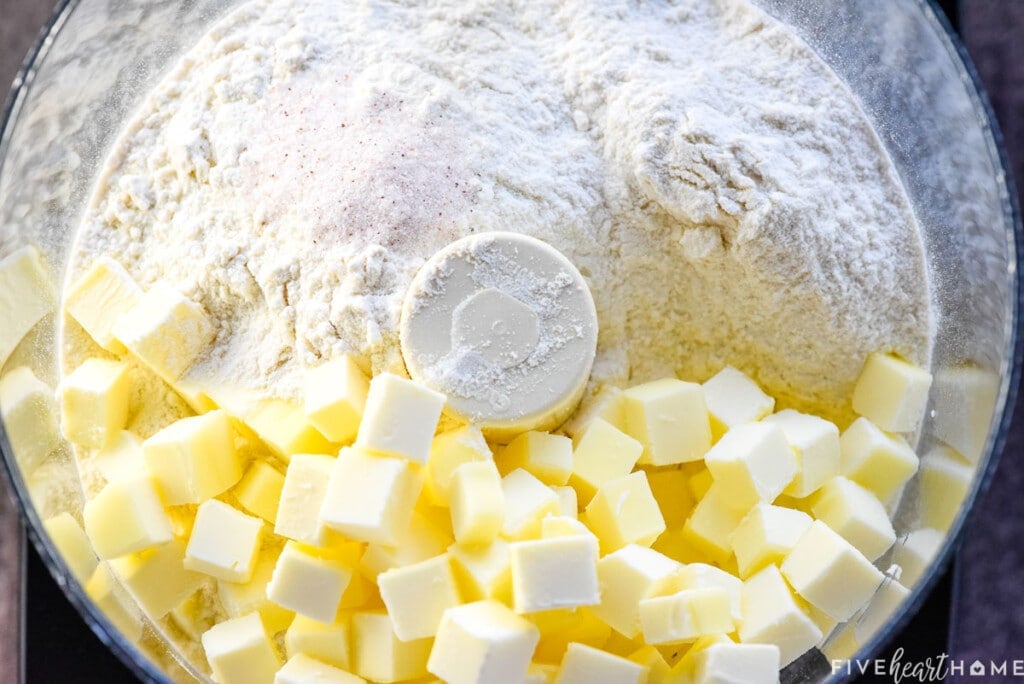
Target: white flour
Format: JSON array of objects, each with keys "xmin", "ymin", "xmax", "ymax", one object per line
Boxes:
[{"xmin": 65, "ymin": 0, "xmax": 933, "ymax": 425}]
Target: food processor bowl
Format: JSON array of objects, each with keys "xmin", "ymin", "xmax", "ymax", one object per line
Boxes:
[{"xmin": 0, "ymin": 0, "xmax": 1018, "ymax": 681}]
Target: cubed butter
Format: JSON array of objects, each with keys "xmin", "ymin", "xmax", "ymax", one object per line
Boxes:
[
  {"xmin": 142, "ymin": 410, "xmax": 242, "ymax": 505},
  {"xmin": 500, "ymin": 431, "xmax": 573, "ymax": 486},
  {"xmin": 623, "ymin": 378, "xmax": 712, "ymax": 466},
  {"xmin": 359, "ymin": 511, "xmax": 451, "ymax": 580},
  {"xmin": 355, "ymin": 373, "xmax": 445, "ymax": 463},
  {"xmin": 780, "ymin": 521, "xmax": 884, "ymax": 622},
  {"xmin": 304, "ymin": 355, "xmax": 370, "ymax": 444},
  {"xmin": 592, "ymin": 544, "xmax": 682, "ymax": 639},
  {"xmin": 554, "ymin": 643, "xmax": 645, "ymax": 684},
  {"xmin": 276, "ymin": 454, "xmax": 336, "ymax": 547},
  {"xmin": 562, "ymin": 386, "xmax": 628, "ymax": 440},
  {"xmin": 675, "ymin": 563, "xmax": 744, "ymax": 627},
  {"xmin": 276, "ymin": 653, "xmax": 365, "ymax": 684},
  {"xmin": 852, "ymin": 352, "xmax": 932, "ymax": 433},
  {"xmin": 184, "ymin": 499, "xmax": 264, "ymax": 582},
  {"xmin": 425, "ymin": 426, "xmax": 492, "ymax": 505},
  {"xmin": 83, "ymin": 474, "xmax": 173, "ymax": 559},
  {"xmin": 530, "ymin": 608, "xmax": 612, "ymax": 665},
  {"xmin": 112, "ymin": 284, "xmax": 215, "ymax": 380},
  {"xmin": 627, "ymin": 645, "xmax": 670, "ymax": 684},
  {"xmin": 379, "ymin": 553, "xmax": 461, "ymax": 641},
  {"xmin": 110, "ymin": 539, "xmax": 205, "ymax": 619},
  {"xmin": 202, "ymin": 612, "xmax": 283, "ymax": 684},
  {"xmin": 639, "ymin": 587, "xmax": 732, "ymax": 644},
  {"xmin": 448, "ymin": 540, "xmax": 513, "ymax": 604},
  {"xmin": 92, "ymin": 430, "xmax": 145, "ymax": 484},
  {"xmin": 0, "ymin": 366, "xmax": 58, "ymax": 473},
  {"xmin": 647, "ymin": 468, "xmax": 695, "ymax": 529},
  {"xmin": 730, "ymin": 503, "xmax": 813, "ymax": 579},
  {"xmin": 286, "ymin": 614, "xmax": 351, "ymax": 669},
  {"xmin": 570, "ymin": 418, "xmax": 643, "ymax": 503},
  {"xmin": 427, "ymin": 600, "xmax": 540, "ymax": 684},
  {"xmin": 919, "ymin": 445, "xmax": 973, "ymax": 531},
  {"xmin": 234, "ymin": 460, "xmax": 286, "ymax": 524},
  {"xmin": 738, "ymin": 564, "xmax": 822, "ymax": 667},
  {"xmin": 691, "ymin": 642, "xmax": 781, "ymax": 684},
  {"xmin": 85, "ymin": 563, "xmax": 144, "ymax": 644},
  {"xmin": 554, "ymin": 486, "xmax": 578, "ymax": 518},
  {"xmin": 44, "ymin": 512, "xmax": 98, "ymax": 583},
  {"xmin": 809, "ymin": 477, "xmax": 895, "ymax": 561},
  {"xmin": 585, "ymin": 471, "xmax": 665, "ymax": 554},
  {"xmin": 267, "ymin": 542, "xmax": 353, "ymax": 623},
  {"xmin": 320, "ymin": 447, "xmax": 423, "ymax": 546},
  {"xmin": 763, "ymin": 409, "xmax": 840, "ymax": 498},
  {"xmin": 703, "ymin": 422, "xmax": 797, "ymax": 511},
  {"xmin": 839, "ymin": 417, "xmax": 919, "ymax": 503},
  {"xmin": 681, "ymin": 485, "xmax": 746, "ymax": 564},
  {"xmin": 932, "ymin": 365, "xmax": 999, "ymax": 463},
  {"xmin": 59, "ymin": 358, "xmax": 131, "ymax": 448},
  {"xmin": 219, "ymin": 549, "xmax": 296, "ymax": 635},
  {"xmin": 541, "ymin": 515, "xmax": 591, "ymax": 539},
  {"xmin": 500, "ymin": 469, "xmax": 560, "ymax": 540},
  {"xmin": 450, "ymin": 460, "xmax": 505, "ymax": 546},
  {"xmin": 245, "ymin": 398, "xmax": 337, "ymax": 459},
  {"xmin": 892, "ymin": 528, "xmax": 942, "ymax": 587},
  {"xmin": 0, "ymin": 246, "xmax": 53, "ymax": 367},
  {"xmin": 352, "ymin": 611, "xmax": 432, "ymax": 683},
  {"xmin": 170, "ymin": 590, "xmax": 216, "ymax": 641},
  {"xmin": 65, "ymin": 257, "xmax": 142, "ymax": 353},
  {"xmin": 688, "ymin": 467, "xmax": 714, "ymax": 501},
  {"xmin": 702, "ymin": 366, "xmax": 774, "ymax": 438},
  {"xmin": 852, "ymin": 578, "xmax": 909, "ymax": 645},
  {"xmin": 510, "ymin": 534, "xmax": 600, "ymax": 613}
]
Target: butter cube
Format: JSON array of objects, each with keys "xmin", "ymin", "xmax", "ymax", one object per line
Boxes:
[
  {"xmin": 450, "ymin": 460, "xmax": 505, "ymax": 546},
  {"xmin": 286, "ymin": 614, "xmax": 350, "ymax": 669},
  {"xmin": 647, "ymin": 469, "xmax": 695, "ymax": 528},
  {"xmin": 919, "ymin": 445, "xmax": 973, "ymax": 531},
  {"xmin": 510, "ymin": 534, "xmax": 600, "ymax": 613},
  {"xmin": 570, "ymin": 418, "xmax": 643, "ymax": 502},
  {"xmin": 891, "ymin": 528, "xmax": 941, "ymax": 586},
  {"xmin": 702, "ymin": 366, "xmax": 774, "ymax": 437},
  {"xmin": 554, "ymin": 486, "xmax": 578, "ymax": 518},
  {"xmin": 276, "ymin": 654, "xmax": 365, "ymax": 684},
  {"xmin": 688, "ymin": 467, "xmax": 714, "ymax": 501},
  {"xmin": 809, "ymin": 477, "xmax": 895, "ymax": 561},
  {"xmin": 691, "ymin": 642, "xmax": 781, "ymax": 684},
  {"xmin": 239, "ymin": 397, "xmax": 337, "ymax": 459},
  {"xmin": 359, "ymin": 511, "xmax": 451, "ymax": 579},
  {"xmin": 320, "ymin": 447, "xmax": 423, "ymax": 545},
  {"xmin": 59, "ymin": 358, "xmax": 131, "ymax": 448},
  {"xmin": 170, "ymin": 591, "xmax": 215, "ymax": 641},
  {"xmin": 234, "ymin": 460, "xmax": 286, "ymax": 524},
  {"xmin": 352, "ymin": 611, "xmax": 432, "ymax": 683},
  {"xmin": 500, "ymin": 469, "xmax": 561, "ymax": 540},
  {"xmin": 703, "ymin": 422, "xmax": 797, "ymax": 511},
  {"xmin": 675, "ymin": 563, "xmax": 743, "ymax": 626},
  {"xmin": 527, "ymin": 661, "xmax": 561, "ymax": 684},
  {"xmin": 65, "ymin": 257, "xmax": 142, "ymax": 353},
  {"xmin": 219, "ymin": 549, "xmax": 296, "ymax": 634},
  {"xmin": 853, "ymin": 352, "xmax": 932, "ymax": 433},
  {"xmin": 501, "ymin": 432, "xmax": 573, "ymax": 486},
  {"xmin": 681, "ymin": 485, "xmax": 746, "ymax": 563},
  {"xmin": 530, "ymin": 608, "xmax": 611, "ymax": 665},
  {"xmin": 780, "ymin": 521, "xmax": 884, "ymax": 621},
  {"xmin": 627, "ymin": 646, "xmax": 670, "ymax": 683},
  {"xmin": 0, "ymin": 246, "xmax": 53, "ymax": 367},
  {"xmin": 427, "ymin": 600, "xmax": 540, "ymax": 684},
  {"xmin": 730, "ymin": 503, "xmax": 813, "ymax": 579},
  {"xmin": 112, "ymin": 284, "xmax": 215, "ymax": 380},
  {"xmin": 763, "ymin": 409, "xmax": 840, "ymax": 498},
  {"xmin": 449, "ymin": 540, "xmax": 513, "ymax": 603},
  {"xmin": 267, "ymin": 542, "xmax": 353, "ymax": 623},
  {"xmin": 185, "ymin": 499, "xmax": 264, "ymax": 582},
  {"xmin": 92, "ymin": 430, "xmax": 145, "ymax": 484},
  {"xmin": 541, "ymin": 515, "xmax": 591, "ymax": 539},
  {"xmin": 738, "ymin": 564, "xmax": 822, "ymax": 667},
  {"xmin": 355, "ymin": 373, "xmax": 445, "ymax": 463},
  {"xmin": 110, "ymin": 539, "xmax": 205, "ymax": 619},
  {"xmin": 932, "ymin": 366, "xmax": 999, "ymax": 463},
  {"xmin": 304, "ymin": 355, "xmax": 370, "ymax": 444},
  {"xmin": 202, "ymin": 612, "xmax": 283, "ymax": 684},
  {"xmin": 585, "ymin": 471, "xmax": 665, "ymax": 554},
  {"xmin": 44, "ymin": 512, "xmax": 98, "ymax": 583},
  {"xmin": 562, "ymin": 386, "xmax": 628, "ymax": 439},
  {"xmin": 425, "ymin": 426, "xmax": 492, "ymax": 505},
  {"xmin": 839, "ymin": 417, "xmax": 919, "ymax": 503},
  {"xmin": 592, "ymin": 545, "xmax": 682, "ymax": 639},
  {"xmin": 852, "ymin": 578, "xmax": 910, "ymax": 645},
  {"xmin": 83, "ymin": 475, "xmax": 172, "ymax": 559},
  {"xmin": 143, "ymin": 410, "xmax": 243, "ymax": 505},
  {"xmin": 623, "ymin": 378, "xmax": 712, "ymax": 465},
  {"xmin": 85, "ymin": 563, "xmax": 144, "ymax": 643},
  {"xmin": 276, "ymin": 454, "xmax": 336, "ymax": 547},
  {"xmin": 379, "ymin": 554, "xmax": 462, "ymax": 640},
  {"xmin": 639, "ymin": 587, "xmax": 732, "ymax": 644},
  {"xmin": 0, "ymin": 366, "xmax": 58, "ymax": 472},
  {"xmin": 555, "ymin": 643, "xmax": 645, "ymax": 684}
]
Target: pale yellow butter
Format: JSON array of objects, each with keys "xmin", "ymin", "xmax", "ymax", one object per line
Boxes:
[
  {"xmin": 763, "ymin": 409, "xmax": 840, "ymax": 498},
  {"xmin": 59, "ymin": 358, "xmax": 131, "ymax": 448},
  {"xmin": 85, "ymin": 563, "xmax": 144, "ymax": 644},
  {"xmin": 427, "ymin": 600, "xmax": 540, "ymax": 684},
  {"xmin": 110, "ymin": 538, "xmax": 205, "ymax": 619},
  {"xmin": 500, "ymin": 468, "xmax": 560, "ymax": 540},
  {"xmin": 286, "ymin": 614, "xmax": 351, "ymax": 670},
  {"xmin": 501, "ymin": 431, "xmax": 573, "ymax": 486},
  {"xmin": 142, "ymin": 410, "xmax": 243, "ymax": 505},
  {"xmin": 561, "ymin": 386, "xmax": 628, "ymax": 440},
  {"xmin": 83, "ymin": 474, "xmax": 173, "ymax": 559},
  {"xmin": 919, "ymin": 445, "xmax": 972, "ymax": 531},
  {"xmin": 352, "ymin": 611, "xmax": 432, "ymax": 683},
  {"xmin": 267, "ymin": 542, "xmax": 353, "ymax": 623},
  {"xmin": 591, "ymin": 544, "xmax": 681, "ymax": 639},
  {"xmin": 355, "ymin": 372, "xmax": 445, "ymax": 463},
  {"xmin": 379, "ymin": 553, "xmax": 461, "ymax": 641},
  {"xmin": 65, "ymin": 257, "xmax": 142, "ymax": 353},
  {"xmin": 738, "ymin": 564, "xmax": 822, "ymax": 667},
  {"xmin": 234, "ymin": 460, "xmax": 286, "ymax": 524},
  {"xmin": 304, "ymin": 355, "xmax": 370, "ymax": 444},
  {"xmin": 839, "ymin": 417, "xmax": 919, "ymax": 503},
  {"xmin": 585, "ymin": 471, "xmax": 665, "ymax": 554},
  {"xmin": 275, "ymin": 454, "xmax": 336, "ymax": 547},
  {"xmin": 730, "ymin": 503, "xmax": 813, "ymax": 579},
  {"xmin": 44, "ymin": 512, "xmax": 98, "ymax": 584},
  {"xmin": 703, "ymin": 422, "xmax": 797, "ymax": 511},
  {"xmin": 448, "ymin": 539, "xmax": 513, "ymax": 604},
  {"xmin": 690, "ymin": 642, "xmax": 781, "ymax": 684},
  {"xmin": 510, "ymin": 534, "xmax": 600, "ymax": 613},
  {"xmin": 276, "ymin": 653, "xmax": 365, "ymax": 684},
  {"xmin": 623, "ymin": 378, "xmax": 712, "ymax": 466},
  {"xmin": 0, "ymin": 366, "xmax": 59, "ymax": 473},
  {"xmin": 852, "ymin": 352, "xmax": 932, "ymax": 433},
  {"xmin": 891, "ymin": 527, "xmax": 941, "ymax": 586},
  {"xmin": 219, "ymin": 548, "xmax": 296, "ymax": 635},
  {"xmin": 202, "ymin": 612, "xmax": 283, "ymax": 684},
  {"xmin": 184, "ymin": 499, "xmax": 264, "ymax": 582},
  {"xmin": 639, "ymin": 587, "xmax": 732, "ymax": 645},
  {"xmin": 681, "ymin": 484, "xmax": 746, "ymax": 564},
  {"xmin": 93, "ymin": 430, "xmax": 145, "ymax": 484},
  {"xmin": 425, "ymin": 425, "xmax": 492, "ymax": 506},
  {"xmin": 554, "ymin": 642, "xmax": 646, "ymax": 684},
  {"xmin": 702, "ymin": 366, "xmax": 775, "ymax": 438},
  {"xmin": 449, "ymin": 460, "xmax": 505, "ymax": 546},
  {"xmin": 359, "ymin": 511, "xmax": 451, "ymax": 580},
  {"xmin": 0, "ymin": 246, "xmax": 53, "ymax": 367},
  {"xmin": 809, "ymin": 477, "xmax": 895, "ymax": 561},
  {"xmin": 570, "ymin": 418, "xmax": 643, "ymax": 503},
  {"xmin": 675, "ymin": 562, "xmax": 744, "ymax": 627}
]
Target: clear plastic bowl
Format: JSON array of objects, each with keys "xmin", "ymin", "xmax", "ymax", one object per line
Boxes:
[{"xmin": 0, "ymin": 0, "xmax": 1019, "ymax": 681}]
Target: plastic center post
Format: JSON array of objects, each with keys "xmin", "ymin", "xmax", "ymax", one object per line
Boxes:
[{"xmin": 450, "ymin": 288, "xmax": 541, "ymax": 370}]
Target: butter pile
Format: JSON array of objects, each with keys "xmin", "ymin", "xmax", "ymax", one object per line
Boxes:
[{"xmin": 20, "ymin": 258, "xmax": 964, "ymax": 683}]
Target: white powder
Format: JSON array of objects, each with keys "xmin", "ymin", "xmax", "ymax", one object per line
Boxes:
[{"xmin": 65, "ymin": 0, "xmax": 933, "ymax": 426}]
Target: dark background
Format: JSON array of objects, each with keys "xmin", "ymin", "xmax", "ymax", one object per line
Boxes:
[{"xmin": 2, "ymin": 0, "xmax": 1022, "ymax": 681}]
